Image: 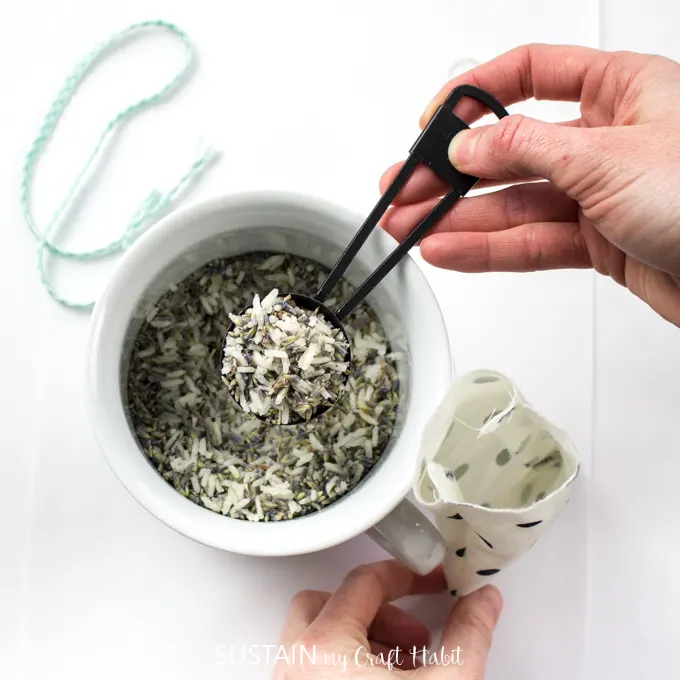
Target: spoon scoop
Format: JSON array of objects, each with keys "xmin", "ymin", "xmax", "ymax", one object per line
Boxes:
[{"xmin": 221, "ymin": 292, "xmax": 352, "ymax": 426}]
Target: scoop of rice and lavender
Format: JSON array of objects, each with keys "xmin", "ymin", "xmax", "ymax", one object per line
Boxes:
[
  {"xmin": 221, "ymin": 289, "xmax": 350, "ymax": 424},
  {"xmin": 128, "ymin": 253, "xmax": 401, "ymax": 522}
]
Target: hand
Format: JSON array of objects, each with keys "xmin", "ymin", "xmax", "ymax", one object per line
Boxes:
[
  {"xmin": 273, "ymin": 560, "xmax": 502, "ymax": 679},
  {"xmin": 380, "ymin": 44, "xmax": 680, "ymax": 326}
]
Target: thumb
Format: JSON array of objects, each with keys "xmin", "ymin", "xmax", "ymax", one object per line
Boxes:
[
  {"xmin": 424, "ymin": 585, "xmax": 502, "ymax": 678},
  {"xmin": 448, "ymin": 113, "xmax": 600, "ymax": 193}
]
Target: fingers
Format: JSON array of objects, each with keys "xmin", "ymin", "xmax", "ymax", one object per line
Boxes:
[
  {"xmin": 420, "ymin": 221, "xmax": 591, "ymax": 272},
  {"xmin": 420, "ymin": 43, "xmax": 606, "ymax": 128},
  {"xmin": 380, "ymin": 183, "xmax": 578, "ymax": 243},
  {"xmin": 369, "ymin": 603, "xmax": 431, "ymax": 654},
  {"xmin": 278, "ymin": 590, "xmax": 330, "ymax": 647},
  {"xmin": 309, "ymin": 560, "xmax": 446, "ymax": 640},
  {"xmin": 435, "ymin": 586, "xmax": 503, "ymax": 678}
]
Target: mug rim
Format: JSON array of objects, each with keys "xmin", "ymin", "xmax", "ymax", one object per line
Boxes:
[{"xmin": 86, "ymin": 190, "xmax": 452, "ymax": 555}]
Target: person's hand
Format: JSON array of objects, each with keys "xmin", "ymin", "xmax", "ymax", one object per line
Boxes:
[
  {"xmin": 380, "ymin": 44, "xmax": 680, "ymax": 326},
  {"xmin": 273, "ymin": 560, "xmax": 502, "ymax": 678}
]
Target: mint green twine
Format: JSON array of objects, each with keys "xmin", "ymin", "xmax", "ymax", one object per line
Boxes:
[{"xmin": 20, "ymin": 20, "xmax": 219, "ymax": 310}]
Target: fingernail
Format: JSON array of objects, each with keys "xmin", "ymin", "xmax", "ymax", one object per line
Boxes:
[
  {"xmin": 448, "ymin": 129, "xmax": 476, "ymax": 168},
  {"xmin": 419, "ymin": 101, "xmax": 438, "ymax": 129}
]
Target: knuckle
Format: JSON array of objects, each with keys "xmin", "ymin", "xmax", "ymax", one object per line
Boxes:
[
  {"xmin": 572, "ymin": 228, "xmax": 592, "ymax": 269},
  {"xmin": 608, "ymin": 49, "xmax": 646, "ymax": 74},
  {"xmin": 290, "ymin": 589, "xmax": 326, "ymax": 608},
  {"xmin": 490, "ymin": 114, "xmax": 532, "ymax": 159},
  {"xmin": 348, "ymin": 562, "xmax": 381, "ymax": 581},
  {"xmin": 297, "ymin": 626, "xmax": 335, "ymax": 652},
  {"xmin": 347, "ymin": 563, "xmax": 373, "ymax": 579},
  {"xmin": 347, "ymin": 561, "xmax": 393, "ymax": 591},
  {"xmin": 295, "ymin": 630, "xmax": 317, "ymax": 648},
  {"xmin": 295, "ymin": 628, "xmax": 326, "ymax": 651},
  {"xmin": 606, "ymin": 50, "xmax": 632, "ymax": 72},
  {"xmin": 503, "ymin": 184, "xmax": 530, "ymax": 227},
  {"xmin": 480, "ymin": 234, "xmax": 492, "ymax": 273},
  {"xmin": 594, "ymin": 50, "xmax": 637, "ymax": 93},
  {"xmin": 523, "ymin": 224, "xmax": 543, "ymax": 270},
  {"xmin": 348, "ymin": 567, "xmax": 383, "ymax": 595}
]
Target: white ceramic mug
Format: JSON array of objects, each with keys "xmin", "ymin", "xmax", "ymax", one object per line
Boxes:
[{"xmin": 86, "ymin": 191, "xmax": 451, "ymax": 574}]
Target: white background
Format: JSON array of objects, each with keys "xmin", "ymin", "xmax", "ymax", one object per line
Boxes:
[{"xmin": 1, "ymin": 1, "xmax": 678, "ymax": 678}]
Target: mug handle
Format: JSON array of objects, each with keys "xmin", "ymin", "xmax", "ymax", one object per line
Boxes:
[{"xmin": 366, "ymin": 499, "xmax": 446, "ymax": 575}]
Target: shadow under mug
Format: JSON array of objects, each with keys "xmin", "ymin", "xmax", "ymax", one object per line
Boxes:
[{"xmin": 86, "ymin": 191, "xmax": 452, "ymax": 574}]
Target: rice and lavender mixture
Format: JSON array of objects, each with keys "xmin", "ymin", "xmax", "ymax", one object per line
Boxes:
[
  {"xmin": 127, "ymin": 252, "xmax": 401, "ymax": 521},
  {"xmin": 221, "ymin": 289, "xmax": 350, "ymax": 424}
]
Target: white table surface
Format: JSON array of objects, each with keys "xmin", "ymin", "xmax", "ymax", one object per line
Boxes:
[{"xmin": 2, "ymin": 1, "xmax": 679, "ymax": 678}]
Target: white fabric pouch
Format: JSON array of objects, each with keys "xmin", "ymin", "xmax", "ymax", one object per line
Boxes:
[{"xmin": 414, "ymin": 370, "xmax": 580, "ymax": 597}]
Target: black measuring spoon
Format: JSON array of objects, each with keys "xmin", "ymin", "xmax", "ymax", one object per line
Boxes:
[{"xmin": 222, "ymin": 85, "xmax": 509, "ymax": 424}]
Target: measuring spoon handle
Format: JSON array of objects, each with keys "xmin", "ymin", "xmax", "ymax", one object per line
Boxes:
[
  {"xmin": 335, "ymin": 187, "xmax": 461, "ymax": 320},
  {"xmin": 321, "ymin": 85, "xmax": 509, "ymax": 320}
]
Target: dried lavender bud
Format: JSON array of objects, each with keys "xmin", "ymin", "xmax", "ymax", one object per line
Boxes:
[
  {"xmin": 221, "ymin": 290, "xmax": 350, "ymax": 424},
  {"xmin": 127, "ymin": 252, "xmax": 401, "ymax": 522}
]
